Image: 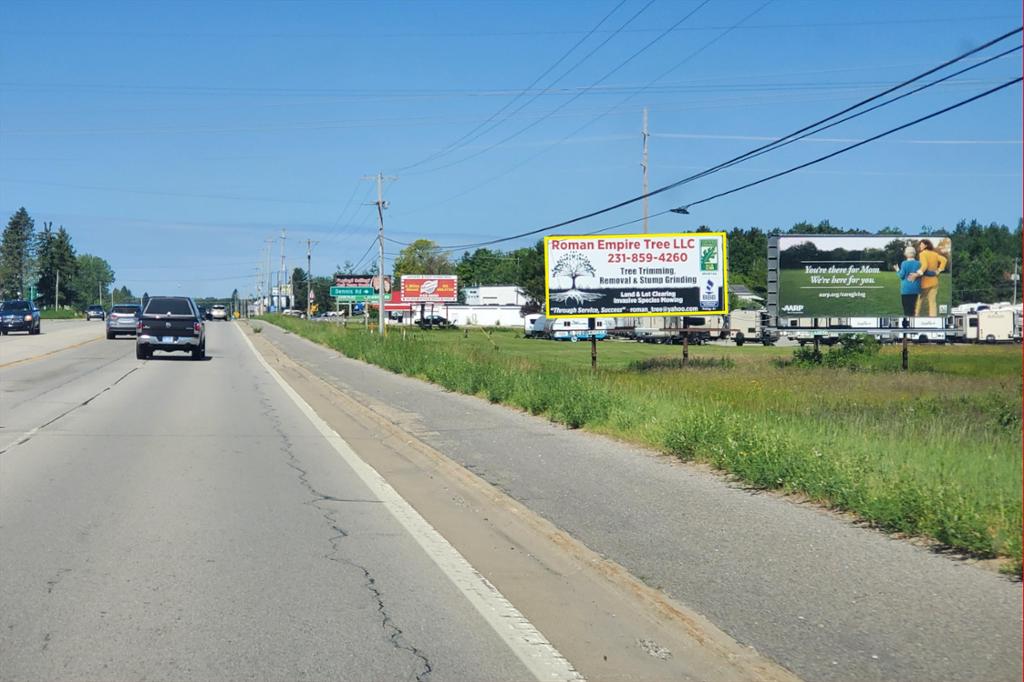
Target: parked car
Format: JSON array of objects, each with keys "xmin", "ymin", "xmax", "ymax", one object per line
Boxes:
[
  {"xmin": 210, "ymin": 304, "xmax": 229, "ymax": 321},
  {"xmin": 415, "ymin": 315, "xmax": 453, "ymax": 329},
  {"xmin": 85, "ymin": 304, "xmax": 106, "ymax": 321},
  {"xmin": 136, "ymin": 296, "xmax": 206, "ymax": 360},
  {"xmin": 0, "ymin": 300, "xmax": 41, "ymax": 335},
  {"xmin": 106, "ymin": 304, "xmax": 142, "ymax": 339}
]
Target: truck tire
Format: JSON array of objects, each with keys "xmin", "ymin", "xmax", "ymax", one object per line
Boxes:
[
  {"xmin": 734, "ymin": 332, "xmax": 745, "ymax": 347},
  {"xmin": 136, "ymin": 345, "xmax": 148, "ymax": 359},
  {"xmin": 106, "ymin": 331, "xmax": 115, "ymax": 340},
  {"xmin": 192, "ymin": 344, "xmax": 205, "ymax": 360}
]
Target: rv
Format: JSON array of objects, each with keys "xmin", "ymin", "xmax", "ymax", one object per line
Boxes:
[
  {"xmin": 523, "ymin": 313, "xmax": 544, "ymax": 338},
  {"xmin": 953, "ymin": 306, "xmax": 1018, "ymax": 343},
  {"xmin": 541, "ymin": 317, "xmax": 608, "ymax": 341}
]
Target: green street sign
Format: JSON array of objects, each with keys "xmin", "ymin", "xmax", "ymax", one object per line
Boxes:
[{"xmin": 330, "ymin": 286, "xmax": 375, "ymax": 297}]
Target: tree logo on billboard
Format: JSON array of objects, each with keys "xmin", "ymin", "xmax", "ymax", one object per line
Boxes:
[
  {"xmin": 549, "ymin": 252, "xmax": 601, "ymax": 305},
  {"xmin": 699, "ymin": 239, "xmax": 719, "ymax": 271}
]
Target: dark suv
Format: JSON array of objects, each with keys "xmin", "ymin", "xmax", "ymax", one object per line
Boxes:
[
  {"xmin": 136, "ymin": 296, "xmax": 206, "ymax": 360},
  {"xmin": 0, "ymin": 300, "xmax": 41, "ymax": 335},
  {"xmin": 415, "ymin": 315, "xmax": 453, "ymax": 329},
  {"xmin": 86, "ymin": 304, "xmax": 106, "ymax": 321}
]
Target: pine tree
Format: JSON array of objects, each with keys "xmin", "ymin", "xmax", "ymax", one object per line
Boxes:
[{"xmin": 0, "ymin": 208, "xmax": 36, "ymax": 298}]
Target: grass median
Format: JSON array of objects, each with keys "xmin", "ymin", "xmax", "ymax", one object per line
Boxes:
[{"xmin": 262, "ymin": 316, "xmax": 1022, "ymax": 571}]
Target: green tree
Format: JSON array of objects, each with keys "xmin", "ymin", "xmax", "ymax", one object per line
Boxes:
[
  {"xmin": 513, "ymin": 240, "xmax": 545, "ymax": 305},
  {"xmin": 392, "ymin": 239, "xmax": 454, "ymax": 279},
  {"xmin": 36, "ymin": 225, "xmax": 77, "ymax": 307},
  {"xmin": 0, "ymin": 208, "xmax": 35, "ymax": 298},
  {"xmin": 71, "ymin": 254, "xmax": 115, "ymax": 308},
  {"xmin": 112, "ymin": 285, "xmax": 135, "ymax": 304},
  {"xmin": 291, "ymin": 267, "xmax": 309, "ymax": 310}
]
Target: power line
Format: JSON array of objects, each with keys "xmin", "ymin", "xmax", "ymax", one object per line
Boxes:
[
  {"xmin": 393, "ymin": 0, "xmax": 771, "ymax": 216},
  {"xmin": 395, "ymin": 0, "xmax": 630, "ymax": 172},
  {"xmin": 395, "ymin": 25, "xmax": 1022, "ymax": 251},
  {"xmin": 678, "ymin": 76, "xmax": 1022, "ymax": 211},
  {"xmin": 407, "ymin": 0, "xmax": 712, "ymax": 176}
]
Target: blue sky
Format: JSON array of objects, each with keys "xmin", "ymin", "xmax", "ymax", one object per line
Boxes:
[{"xmin": 1, "ymin": 0, "xmax": 1020, "ymax": 297}]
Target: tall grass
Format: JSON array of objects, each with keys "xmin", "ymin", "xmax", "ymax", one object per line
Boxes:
[{"xmin": 262, "ymin": 316, "xmax": 1022, "ymax": 568}]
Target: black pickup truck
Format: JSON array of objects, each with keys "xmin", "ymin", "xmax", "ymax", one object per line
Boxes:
[{"xmin": 136, "ymin": 296, "xmax": 206, "ymax": 360}]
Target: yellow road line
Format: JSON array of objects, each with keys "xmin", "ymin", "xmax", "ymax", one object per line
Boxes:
[{"xmin": 0, "ymin": 336, "xmax": 102, "ymax": 369}]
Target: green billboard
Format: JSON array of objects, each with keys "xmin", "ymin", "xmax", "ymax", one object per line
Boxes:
[{"xmin": 777, "ymin": 235, "xmax": 952, "ymax": 318}]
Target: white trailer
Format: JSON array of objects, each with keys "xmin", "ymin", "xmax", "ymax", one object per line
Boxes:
[
  {"xmin": 953, "ymin": 307, "xmax": 1017, "ymax": 343},
  {"xmin": 523, "ymin": 313, "xmax": 544, "ymax": 337},
  {"xmin": 541, "ymin": 317, "xmax": 608, "ymax": 341}
]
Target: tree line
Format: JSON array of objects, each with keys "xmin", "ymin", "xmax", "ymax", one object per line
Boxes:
[
  {"xmin": 391, "ymin": 218, "xmax": 1021, "ymax": 308},
  {"xmin": 0, "ymin": 208, "xmax": 133, "ymax": 308}
]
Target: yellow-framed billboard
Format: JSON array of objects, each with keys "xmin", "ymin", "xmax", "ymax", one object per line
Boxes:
[{"xmin": 543, "ymin": 232, "xmax": 728, "ymax": 318}]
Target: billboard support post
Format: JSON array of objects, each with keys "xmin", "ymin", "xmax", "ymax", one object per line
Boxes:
[
  {"xmin": 588, "ymin": 317, "xmax": 598, "ymax": 370},
  {"xmin": 901, "ymin": 317, "xmax": 910, "ymax": 371},
  {"xmin": 681, "ymin": 316, "xmax": 690, "ymax": 365}
]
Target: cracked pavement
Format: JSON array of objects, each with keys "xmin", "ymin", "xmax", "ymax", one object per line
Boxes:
[{"xmin": 0, "ymin": 323, "xmax": 538, "ymax": 681}]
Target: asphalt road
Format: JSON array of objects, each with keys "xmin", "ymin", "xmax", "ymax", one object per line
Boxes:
[
  {"xmin": 256, "ymin": 321, "xmax": 1023, "ymax": 682},
  {"xmin": 0, "ymin": 323, "xmax": 570, "ymax": 681}
]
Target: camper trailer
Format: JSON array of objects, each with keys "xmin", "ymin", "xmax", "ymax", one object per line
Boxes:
[
  {"xmin": 953, "ymin": 306, "xmax": 1018, "ymax": 343},
  {"xmin": 523, "ymin": 313, "xmax": 544, "ymax": 338},
  {"xmin": 541, "ymin": 317, "xmax": 608, "ymax": 341}
]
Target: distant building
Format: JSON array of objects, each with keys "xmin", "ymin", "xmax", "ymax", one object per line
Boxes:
[{"xmin": 463, "ymin": 285, "xmax": 529, "ymax": 306}]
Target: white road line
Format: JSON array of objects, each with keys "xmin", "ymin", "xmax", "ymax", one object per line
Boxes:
[{"xmin": 237, "ymin": 325, "xmax": 584, "ymax": 682}]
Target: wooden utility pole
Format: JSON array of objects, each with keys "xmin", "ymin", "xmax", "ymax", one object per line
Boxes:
[
  {"xmin": 362, "ymin": 172, "xmax": 397, "ymax": 336},
  {"xmin": 279, "ymin": 229, "xmax": 287, "ymax": 311},
  {"xmin": 305, "ymin": 239, "xmax": 318, "ymax": 318},
  {"xmin": 642, "ymin": 107, "xmax": 650, "ymax": 233}
]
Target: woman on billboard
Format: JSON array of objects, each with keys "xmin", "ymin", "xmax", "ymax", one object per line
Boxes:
[
  {"xmin": 914, "ymin": 239, "xmax": 948, "ymax": 316},
  {"xmin": 894, "ymin": 246, "xmax": 921, "ymax": 316}
]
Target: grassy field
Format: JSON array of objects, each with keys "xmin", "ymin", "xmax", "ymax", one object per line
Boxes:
[
  {"xmin": 263, "ymin": 316, "xmax": 1022, "ymax": 571},
  {"xmin": 779, "ymin": 269, "xmax": 953, "ymax": 317}
]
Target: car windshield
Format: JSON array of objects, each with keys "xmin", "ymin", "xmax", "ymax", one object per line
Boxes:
[
  {"xmin": 1, "ymin": 301, "xmax": 30, "ymax": 311},
  {"xmin": 112, "ymin": 305, "xmax": 140, "ymax": 314},
  {"xmin": 144, "ymin": 298, "xmax": 194, "ymax": 316},
  {"xmin": 88, "ymin": 305, "xmax": 103, "ymax": 310}
]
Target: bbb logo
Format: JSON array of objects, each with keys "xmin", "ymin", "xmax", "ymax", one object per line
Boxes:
[{"xmin": 782, "ymin": 304, "xmax": 804, "ymax": 313}]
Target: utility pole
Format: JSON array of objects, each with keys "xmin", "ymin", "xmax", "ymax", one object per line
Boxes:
[
  {"xmin": 641, "ymin": 107, "xmax": 649, "ymax": 233},
  {"xmin": 306, "ymin": 238, "xmax": 318, "ymax": 318},
  {"xmin": 362, "ymin": 172, "xmax": 397, "ymax": 336},
  {"xmin": 279, "ymin": 229, "xmax": 287, "ymax": 311},
  {"xmin": 55, "ymin": 270, "xmax": 59, "ymax": 309},
  {"xmin": 264, "ymin": 238, "xmax": 274, "ymax": 313},
  {"xmin": 1013, "ymin": 257, "xmax": 1020, "ymax": 306}
]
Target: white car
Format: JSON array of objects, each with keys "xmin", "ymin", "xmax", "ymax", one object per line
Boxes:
[{"xmin": 210, "ymin": 304, "xmax": 229, "ymax": 321}]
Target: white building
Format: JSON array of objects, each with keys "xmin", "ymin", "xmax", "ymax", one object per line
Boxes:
[
  {"xmin": 442, "ymin": 305, "xmax": 524, "ymax": 328},
  {"xmin": 463, "ymin": 285, "xmax": 529, "ymax": 306}
]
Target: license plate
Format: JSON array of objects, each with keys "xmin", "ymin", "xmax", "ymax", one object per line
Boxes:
[{"xmin": 162, "ymin": 336, "xmax": 175, "ymax": 343}]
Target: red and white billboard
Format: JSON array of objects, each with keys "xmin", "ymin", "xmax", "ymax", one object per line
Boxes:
[{"xmin": 401, "ymin": 275, "xmax": 458, "ymax": 303}]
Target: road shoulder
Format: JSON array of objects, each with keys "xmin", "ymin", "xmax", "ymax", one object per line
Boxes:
[{"xmin": 243, "ymin": 322, "xmax": 800, "ymax": 682}]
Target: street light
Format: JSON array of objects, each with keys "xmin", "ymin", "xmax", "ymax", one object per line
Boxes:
[{"xmin": 670, "ymin": 206, "xmax": 690, "ymax": 215}]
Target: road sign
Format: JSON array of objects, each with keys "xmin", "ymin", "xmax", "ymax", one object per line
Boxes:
[{"xmin": 330, "ymin": 286, "xmax": 375, "ymax": 297}]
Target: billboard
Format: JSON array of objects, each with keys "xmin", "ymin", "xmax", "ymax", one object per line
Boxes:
[
  {"xmin": 400, "ymin": 275, "xmax": 458, "ymax": 303},
  {"xmin": 543, "ymin": 233, "xmax": 728, "ymax": 318},
  {"xmin": 777, "ymin": 235, "xmax": 952, "ymax": 317}
]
